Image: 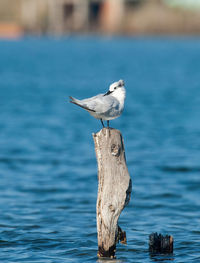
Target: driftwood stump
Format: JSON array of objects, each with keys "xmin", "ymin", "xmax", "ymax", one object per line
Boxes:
[
  {"xmin": 93, "ymin": 128, "xmax": 132, "ymax": 258},
  {"xmin": 149, "ymin": 233, "xmax": 174, "ymax": 254}
]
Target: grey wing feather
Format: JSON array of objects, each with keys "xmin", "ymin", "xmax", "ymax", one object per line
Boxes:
[
  {"xmin": 69, "ymin": 94, "xmax": 118, "ymax": 113},
  {"xmin": 69, "ymin": 96, "xmax": 96, "ymax": 112},
  {"xmin": 80, "ymin": 94, "xmax": 118, "ymax": 113}
]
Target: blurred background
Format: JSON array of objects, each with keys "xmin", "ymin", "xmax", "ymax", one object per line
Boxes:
[
  {"xmin": 1, "ymin": 0, "xmax": 200, "ymax": 37},
  {"xmin": 1, "ymin": 1, "xmax": 200, "ymax": 263}
]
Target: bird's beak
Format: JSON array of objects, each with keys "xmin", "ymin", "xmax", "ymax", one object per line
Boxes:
[{"xmin": 104, "ymin": 90, "xmax": 112, "ymax": 96}]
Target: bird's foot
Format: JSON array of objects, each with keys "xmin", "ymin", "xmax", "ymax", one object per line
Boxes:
[{"xmin": 100, "ymin": 119, "xmax": 105, "ymax": 128}]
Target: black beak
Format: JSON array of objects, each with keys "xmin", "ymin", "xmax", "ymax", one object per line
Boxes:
[{"xmin": 104, "ymin": 90, "xmax": 112, "ymax": 96}]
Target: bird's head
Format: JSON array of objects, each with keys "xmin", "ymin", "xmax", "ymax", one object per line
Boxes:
[{"xmin": 104, "ymin": 80, "xmax": 125, "ymax": 97}]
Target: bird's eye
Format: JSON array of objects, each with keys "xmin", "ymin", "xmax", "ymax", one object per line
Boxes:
[{"xmin": 114, "ymin": 87, "xmax": 117, "ymax": 90}]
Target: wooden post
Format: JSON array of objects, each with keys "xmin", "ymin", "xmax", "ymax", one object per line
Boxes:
[
  {"xmin": 149, "ymin": 233, "xmax": 174, "ymax": 254},
  {"xmin": 93, "ymin": 128, "xmax": 132, "ymax": 258}
]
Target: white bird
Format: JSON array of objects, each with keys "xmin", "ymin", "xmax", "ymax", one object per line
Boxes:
[{"xmin": 69, "ymin": 79, "xmax": 126, "ymax": 128}]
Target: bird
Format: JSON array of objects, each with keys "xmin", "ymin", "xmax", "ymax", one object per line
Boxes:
[{"xmin": 69, "ymin": 79, "xmax": 126, "ymax": 128}]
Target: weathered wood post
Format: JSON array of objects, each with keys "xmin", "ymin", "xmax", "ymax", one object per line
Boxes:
[
  {"xmin": 149, "ymin": 233, "xmax": 174, "ymax": 254},
  {"xmin": 93, "ymin": 128, "xmax": 132, "ymax": 258}
]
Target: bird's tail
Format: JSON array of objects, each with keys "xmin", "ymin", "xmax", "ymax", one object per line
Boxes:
[
  {"xmin": 69, "ymin": 96, "xmax": 82, "ymax": 107},
  {"xmin": 69, "ymin": 96, "xmax": 78, "ymax": 104},
  {"xmin": 69, "ymin": 96, "xmax": 95, "ymax": 112}
]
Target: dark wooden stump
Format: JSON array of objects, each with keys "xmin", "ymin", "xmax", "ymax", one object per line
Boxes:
[{"xmin": 149, "ymin": 233, "xmax": 173, "ymax": 254}]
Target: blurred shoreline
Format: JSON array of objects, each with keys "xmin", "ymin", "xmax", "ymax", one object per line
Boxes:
[{"xmin": 1, "ymin": 0, "xmax": 200, "ymax": 38}]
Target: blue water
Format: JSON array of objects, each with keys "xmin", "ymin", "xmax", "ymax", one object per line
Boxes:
[{"xmin": 0, "ymin": 37, "xmax": 200, "ymax": 263}]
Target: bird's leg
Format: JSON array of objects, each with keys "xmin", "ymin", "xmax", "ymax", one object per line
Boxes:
[
  {"xmin": 107, "ymin": 120, "xmax": 109, "ymax": 128},
  {"xmin": 100, "ymin": 119, "xmax": 105, "ymax": 128}
]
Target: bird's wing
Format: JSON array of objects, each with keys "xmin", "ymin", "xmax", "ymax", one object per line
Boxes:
[
  {"xmin": 69, "ymin": 96, "xmax": 96, "ymax": 112},
  {"xmin": 80, "ymin": 94, "xmax": 118, "ymax": 113}
]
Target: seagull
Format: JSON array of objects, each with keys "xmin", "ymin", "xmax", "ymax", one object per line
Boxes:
[{"xmin": 69, "ymin": 79, "xmax": 126, "ymax": 128}]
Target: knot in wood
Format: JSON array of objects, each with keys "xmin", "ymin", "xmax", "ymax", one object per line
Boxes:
[
  {"xmin": 109, "ymin": 204, "xmax": 115, "ymax": 213},
  {"xmin": 111, "ymin": 144, "xmax": 120, "ymax": 157}
]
